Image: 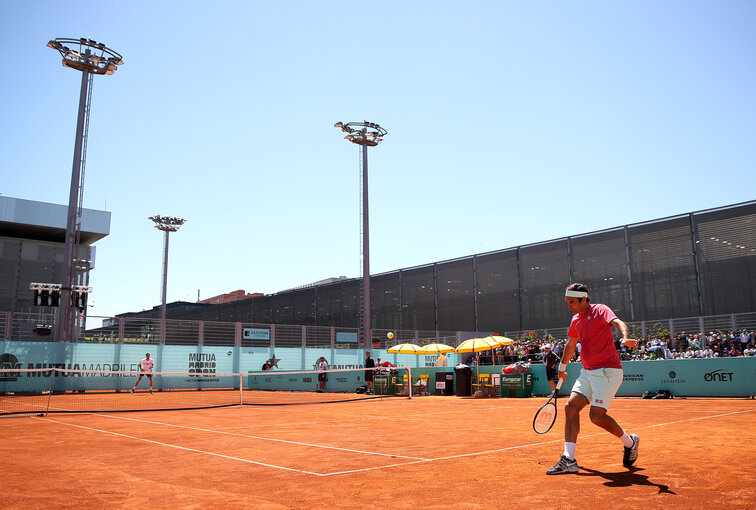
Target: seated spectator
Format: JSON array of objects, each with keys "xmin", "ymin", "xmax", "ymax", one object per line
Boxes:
[{"xmin": 740, "ymin": 330, "xmax": 749, "ymax": 351}]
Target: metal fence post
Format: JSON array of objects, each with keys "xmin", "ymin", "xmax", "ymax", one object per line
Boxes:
[
  {"xmin": 4, "ymin": 311, "xmax": 12, "ymax": 341},
  {"xmin": 301, "ymin": 326, "xmax": 307, "ymax": 370},
  {"xmin": 159, "ymin": 318, "xmax": 166, "ymax": 345},
  {"xmin": 118, "ymin": 318, "xmax": 125, "ymax": 345},
  {"xmin": 234, "ymin": 322, "xmax": 242, "ymax": 348},
  {"xmin": 270, "ymin": 324, "xmax": 276, "ymax": 361},
  {"xmin": 233, "ymin": 322, "xmax": 241, "ymax": 380}
]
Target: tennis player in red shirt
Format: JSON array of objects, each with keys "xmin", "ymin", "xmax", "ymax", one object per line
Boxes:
[{"xmin": 547, "ymin": 283, "xmax": 639, "ymax": 475}]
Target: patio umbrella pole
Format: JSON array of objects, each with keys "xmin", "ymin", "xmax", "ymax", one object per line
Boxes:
[{"xmin": 476, "ymin": 353, "xmax": 480, "ymax": 394}]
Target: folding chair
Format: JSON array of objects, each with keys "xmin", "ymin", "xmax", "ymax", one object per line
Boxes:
[{"xmin": 413, "ymin": 374, "xmax": 430, "ymax": 396}]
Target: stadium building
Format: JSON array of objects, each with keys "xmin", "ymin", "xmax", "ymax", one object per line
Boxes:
[
  {"xmin": 149, "ymin": 201, "xmax": 756, "ymax": 335},
  {"xmin": 0, "ymin": 195, "xmax": 110, "ymax": 314},
  {"xmin": 2, "ymin": 195, "xmax": 754, "ymax": 336}
]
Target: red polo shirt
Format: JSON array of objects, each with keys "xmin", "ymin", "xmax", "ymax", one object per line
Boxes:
[{"xmin": 568, "ymin": 303, "xmax": 622, "ymax": 370}]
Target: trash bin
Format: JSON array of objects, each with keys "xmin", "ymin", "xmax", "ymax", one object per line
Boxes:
[
  {"xmin": 454, "ymin": 365, "xmax": 472, "ymax": 396},
  {"xmin": 435, "ymin": 372, "xmax": 454, "ymax": 396},
  {"xmin": 500, "ymin": 372, "xmax": 534, "ymax": 398}
]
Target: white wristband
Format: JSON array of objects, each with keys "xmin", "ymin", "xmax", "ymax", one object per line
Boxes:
[{"xmin": 558, "ymin": 363, "xmax": 567, "ymax": 372}]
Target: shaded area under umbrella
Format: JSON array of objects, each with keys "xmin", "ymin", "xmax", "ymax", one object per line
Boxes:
[
  {"xmin": 418, "ymin": 343, "xmax": 455, "ymax": 365},
  {"xmin": 455, "ymin": 337, "xmax": 507, "ymax": 388}
]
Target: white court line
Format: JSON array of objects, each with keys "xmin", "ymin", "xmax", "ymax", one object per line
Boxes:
[
  {"xmin": 90, "ymin": 413, "xmax": 427, "ymax": 461},
  {"xmin": 323, "ymin": 406, "xmax": 756, "ymax": 476},
  {"xmin": 217, "ymin": 405, "xmax": 517, "ymax": 430},
  {"xmin": 646, "ymin": 408, "xmax": 756, "ymax": 427},
  {"xmin": 29, "ymin": 403, "xmax": 756, "ymax": 477},
  {"xmin": 34, "ymin": 416, "xmax": 324, "ymax": 476},
  {"xmin": 323, "ymin": 437, "xmax": 567, "ymax": 476}
]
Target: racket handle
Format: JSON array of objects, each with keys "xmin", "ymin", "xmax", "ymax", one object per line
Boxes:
[{"xmin": 556, "ymin": 379, "xmax": 563, "ymax": 390}]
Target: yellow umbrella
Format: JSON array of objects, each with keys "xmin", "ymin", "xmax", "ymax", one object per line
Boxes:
[
  {"xmin": 386, "ymin": 343, "xmax": 424, "ymax": 369},
  {"xmin": 455, "ymin": 337, "xmax": 501, "ymax": 353},
  {"xmin": 418, "ymin": 343, "xmax": 455, "ymax": 355},
  {"xmin": 419, "ymin": 343, "xmax": 455, "ymax": 367},
  {"xmin": 488, "ymin": 335, "xmax": 515, "ymax": 346},
  {"xmin": 387, "ymin": 343, "xmax": 423, "ymax": 354}
]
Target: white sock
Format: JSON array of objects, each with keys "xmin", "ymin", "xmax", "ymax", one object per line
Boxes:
[
  {"xmin": 620, "ymin": 432, "xmax": 634, "ymax": 448},
  {"xmin": 563, "ymin": 442, "xmax": 576, "ymax": 460}
]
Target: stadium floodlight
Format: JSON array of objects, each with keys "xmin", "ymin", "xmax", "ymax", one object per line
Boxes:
[
  {"xmin": 48, "ymin": 37, "xmax": 123, "ymax": 343},
  {"xmin": 149, "ymin": 215, "xmax": 187, "ymax": 342},
  {"xmin": 47, "ymin": 38, "xmax": 124, "ymax": 75},
  {"xmin": 333, "ymin": 121, "xmax": 387, "ymax": 350}
]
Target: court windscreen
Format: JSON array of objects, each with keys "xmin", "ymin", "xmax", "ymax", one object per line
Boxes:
[{"xmin": 0, "ymin": 366, "xmax": 413, "ymax": 415}]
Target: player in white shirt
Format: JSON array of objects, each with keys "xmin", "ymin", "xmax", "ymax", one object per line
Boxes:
[{"xmin": 131, "ymin": 353, "xmax": 155, "ymax": 394}]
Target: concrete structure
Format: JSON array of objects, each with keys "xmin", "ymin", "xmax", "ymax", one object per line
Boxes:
[{"xmin": 0, "ymin": 195, "xmax": 110, "ymax": 313}]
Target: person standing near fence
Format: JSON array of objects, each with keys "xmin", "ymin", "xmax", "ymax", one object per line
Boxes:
[
  {"xmin": 364, "ymin": 351, "xmax": 375, "ymax": 394},
  {"xmin": 131, "ymin": 353, "xmax": 154, "ymax": 394},
  {"xmin": 547, "ymin": 283, "xmax": 639, "ymax": 475},
  {"xmin": 543, "ymin": 344, "xmax": 559, "ymax": 393},
  {"xmin": 316, "ymin": 356, "xmax": 328, "ymax": 393}
]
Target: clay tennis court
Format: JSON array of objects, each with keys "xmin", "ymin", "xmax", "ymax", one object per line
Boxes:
[{"xmin": 1, "ymin": 393, "xmax": 754, "ymax": 509}]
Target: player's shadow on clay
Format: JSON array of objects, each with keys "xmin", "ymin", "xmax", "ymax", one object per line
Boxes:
[{"xmin": 577, "ymin": 466, "xmax": 676, "ymax": 495}]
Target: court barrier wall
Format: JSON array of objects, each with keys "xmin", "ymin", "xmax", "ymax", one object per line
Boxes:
[
  {"xmin": 412, "ymin": 359, "xmax": 756, "ymax": 398},
  {"xmin": 0, "ymin": 342, "xmax": 445, "ymax": 392},
  {"xmin": 2, "ymin": 341, "xmax": 754, "ymax": 396},
  {"xmin": 248, "ymin": 370, "xmax": 365, "ymax": 393},
  {"xmin": 497, "ymin": 358, "xmax": 756, "ymax": 397}
]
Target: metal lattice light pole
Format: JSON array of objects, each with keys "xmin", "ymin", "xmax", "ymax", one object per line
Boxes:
[
  {"xmin": 333, "ymin": 121, "xmax": 387, "ymax": 351},
  {"xmin": 47, "ymin": 37, "xmax": 124, "ymax": 342},
  {"xmin": 149, "ymin": 216, "xmax": 186, "ymax": 343}
]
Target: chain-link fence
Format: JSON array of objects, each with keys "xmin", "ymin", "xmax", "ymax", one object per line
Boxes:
[{"xmin": 2, "ymin": 311, "xmax": 754, "ymax": 348}]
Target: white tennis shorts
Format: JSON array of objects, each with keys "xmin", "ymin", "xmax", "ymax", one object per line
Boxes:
[{"xmin": 572, "ymin": 367, "xmax": 623, "ymax": 410}]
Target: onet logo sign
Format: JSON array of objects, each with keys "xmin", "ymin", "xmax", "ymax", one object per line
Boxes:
[{"xmin": 704, "ymin": 369, "xmax": 734, "ymax": 383}]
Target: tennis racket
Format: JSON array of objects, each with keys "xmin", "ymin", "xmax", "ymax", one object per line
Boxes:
[{"xmin": 532, "ymin": 379, "xmax": 563, "ymax": 434}]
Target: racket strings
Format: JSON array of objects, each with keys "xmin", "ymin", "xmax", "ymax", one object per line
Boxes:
[{"xmin": 533, "ymin": 404, "xmax": 557, "ymax": 434}]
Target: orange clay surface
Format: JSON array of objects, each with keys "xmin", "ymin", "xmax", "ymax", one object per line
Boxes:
[{"xmin": 1, "ymin": 392, "xmax": 754, "ymax": 509}]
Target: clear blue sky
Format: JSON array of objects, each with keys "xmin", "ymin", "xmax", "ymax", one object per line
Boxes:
[{"xmin": 2, "ymin": 1, "xmax": 754, "ymax": 321}]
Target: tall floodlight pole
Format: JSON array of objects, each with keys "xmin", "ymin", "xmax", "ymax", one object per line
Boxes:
[
  {"xmin": 149, "ymin": 216, "xmax": 186, "ymax": 343},
  {"xmin": 333, "ymin": 121, "xmax": 387, "ymax": 351},
  {"xmin": 47, "ymin": 38, "xmax": 123, "ymax": 342}
]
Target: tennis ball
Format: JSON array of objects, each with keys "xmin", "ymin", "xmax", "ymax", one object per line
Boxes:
[{"xmin": 387, "ymin": 332, "xmax": 394, "ymax": 339}]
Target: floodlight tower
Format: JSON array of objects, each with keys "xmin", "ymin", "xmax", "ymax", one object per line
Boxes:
[
  {"xmin": 47, "ymin": 37, "xmax": 124, "ymax": 342},
  {"xmin": 333, "ymin": 121, "xmax": 387, "ymax": 350},
  {"xmin": 149, "ymin": 216, "xmax": 187, "ymax": 341}
]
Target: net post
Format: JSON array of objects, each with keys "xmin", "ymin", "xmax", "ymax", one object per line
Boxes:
[
  {"xmin": 43, "ymin": 368, "xmax": 55, "ymax": 416},
  {"xmin": 407, "ymin": 366, "xmax": 412, "ymax": 400},
  {"xmin": 238, "ymin": 374, "xmax": 243, "ymax": 408}
]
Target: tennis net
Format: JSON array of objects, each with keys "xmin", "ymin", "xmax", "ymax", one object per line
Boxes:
[{"xmin": 0, "ymin": 366, "xmax": 413, "ymax": 415}]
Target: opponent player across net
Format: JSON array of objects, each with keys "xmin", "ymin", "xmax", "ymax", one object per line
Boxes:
[
  {"xmin": 546, "ymin": 283, "xmax": 639, "ymax": 475},
  {"xmin": 130, "ymin": 352, "xmax": 154, "ymax": 394}
]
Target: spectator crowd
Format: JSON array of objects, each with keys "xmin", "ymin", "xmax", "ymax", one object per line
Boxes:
[{"xmin": 480, "ymin": 329, "xmax": 756, "ymax": 365}]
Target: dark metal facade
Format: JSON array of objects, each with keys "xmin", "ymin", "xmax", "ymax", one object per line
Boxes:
[{"xmin": 166, "ymin": 202, "xmax": 756, "ymax": 332}]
